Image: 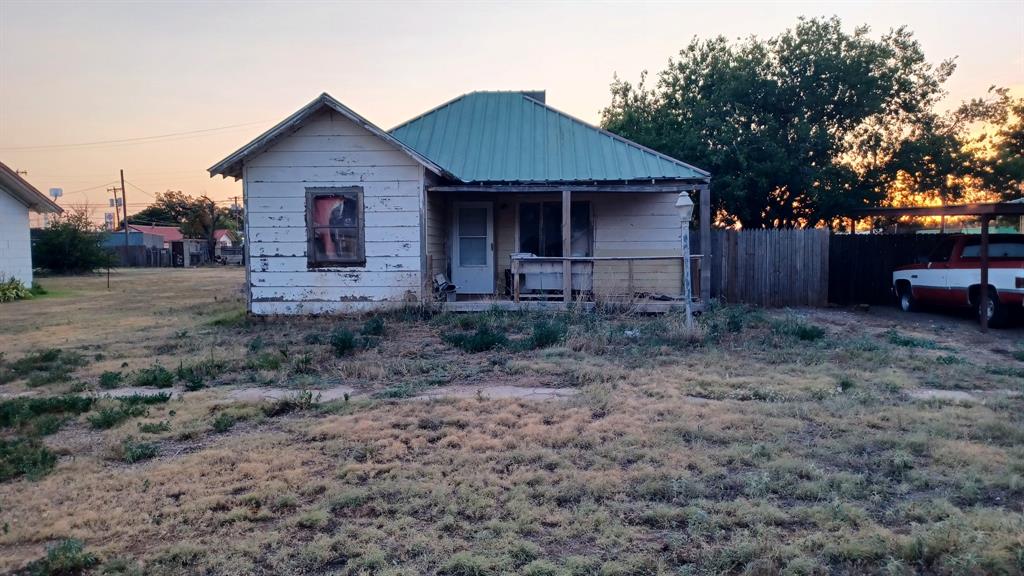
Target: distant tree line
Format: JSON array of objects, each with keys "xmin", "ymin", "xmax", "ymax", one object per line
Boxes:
[
  {"xmin": 601, "ymin": 16, "xmax": 1024, "ymax": 229},
  {"xmin": 127, "ymin": 190, "xmax": 241, "ymax": 258}
]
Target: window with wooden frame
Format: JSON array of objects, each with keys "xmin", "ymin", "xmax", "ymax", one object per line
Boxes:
[
  {"xmin": 518, "ymin": 201, "xmax": 592, "ymax": 257},
  {"xmin": 307, "ymin": 187, "xmax": 365, "ymax": 268}
]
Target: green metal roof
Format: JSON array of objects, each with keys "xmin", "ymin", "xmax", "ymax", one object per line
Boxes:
[{"xmin": 390, "ymin": 91, "xmax": 709, "ymax": 184}]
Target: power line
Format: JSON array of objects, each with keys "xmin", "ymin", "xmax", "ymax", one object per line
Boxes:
[{"xmin": 0, "ymin": 120, "xmax": 269, "ymax": 151}]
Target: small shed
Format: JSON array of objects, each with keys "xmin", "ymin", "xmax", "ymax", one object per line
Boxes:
[{"xmin": 0, "ymin": 161, "xmax": 62, "ymax": 285}]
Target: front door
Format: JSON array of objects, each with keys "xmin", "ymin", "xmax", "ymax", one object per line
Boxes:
[{"xmin": 451, "ymin": 202, "xmax": 494, "ymax": 294}]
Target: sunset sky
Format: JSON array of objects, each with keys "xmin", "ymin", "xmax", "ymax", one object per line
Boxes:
[{"xmin": 1, "ymin": 0, "xmax": 1021, "ymax": 221}]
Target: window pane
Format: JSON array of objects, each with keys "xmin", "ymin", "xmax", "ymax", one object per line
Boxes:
[
  {"xmin": 312, "ymin": 227, "xmax": 360, "ymax": 262},
  {"xmin": 542, "ymin": 202, "xmax": 562, "ymax": 257},
  {"xmin": 460, "ymin": 237, "xmax": 487, "ymax": 266},
  {"xmin": 519, "ymin": 203, "xmax": 540, "ymax": 255},
  {"xmin": 459, "ymin": 207, "xmax": 488, "ymax": 237},
  {"xmin": 962, "ymin": 242, "xmax": 1024, "ymax": 259},
  {"xmin": 310, "ymin": 191, "xmax": 360, "ymax": 263}
]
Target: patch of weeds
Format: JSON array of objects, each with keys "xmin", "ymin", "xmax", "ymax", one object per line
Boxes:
[
  {"xmin": 99, "ymin": 558, "xmax": 144, "ymax": 576},
  {"xmin": 138, "ymin": 420, "xmax": 171, "ymax": 434},
  {"xmin": 987, "ymin": 365, "xmax": 1024, "ymax": 378},
  {"xmin": 361, "ymin": 316, "xmax": 386, "ymax": 337},
  {"xmin": 98, "ymin": 370, "xmax": 124, "ymax": 389},
  {"xmin": 444, "ymin": 325, "xmax": 508, "ymax": 353},
  {"xmin": 527, "ymin": 318, "xmax": 567, "ymax": 349},
  {"xmin": 329, "ymin": 328, "xmax": 357, "ymax": 356},
  {"xmin": 262, "ymin": 390, "xmax": 319, "ymax": 417},
  {"xmin": 837, "ymin": 375, "xmax": 856, "ymax": 392},
  {"xmin": 118, "ymin": 392, "xmax": 171, "ymax": 406},
  {"xmin": 373, "ymin": 383, "xmax": 421, "ymax": 399},
  {"xmin": 207, "ymin": 308, "xmax": 248, "ymax": 327},
  {"xmin": 523, "ymin": 559, "xmax": 562, "ymax": 576},
  {"xmin": 0, "ymin": 348, "xmax": 87, "ymax": 386},
  {"xmin": 772, "ymin": 317, "xmax": 826, "ymax": 341},
  {"xmin": 249, "ymin": 352, "xmax": 283, "ymax": 371},
  {"xmin": 295, "ymin": 509, "xmax": 328, "ymax": 529},
  {"xmin": 935, "ymin": 354, "xmax": 963, "ymax": 365},
  {"xmin": 176, "ymin": 358, "xmax": 228, "ymax": 390},
  {"xmin": 88, "ymin": 405, "xmax": 144, "ymax": 430},
  {"xmin": 328, "ymin": 488, "xmax": 370, "ymax": 513},
  {"xmin": 29, "ymin": 282, "xmax": 48, "ymax": 296},
  {"xmin": 22, "ymin": 538, "xmax": 98, "ymax": 575},
  {"xmin": 120, "ymin": 437, "xmax": 158, "ymax": 463},
  {"xmin": 0, "ymin": 437, "xmax": 57, "ymax": 481},
  {"xmin": 303, "ymin": 332, "xmax": 325, "ymax": 345},
  {"xmin": 88, "ymin": 395, "xmax": 166, "ymax": 430},
  {"xmin": 701, "ymin": 302, "xmax": 763, "ymax": 341},
  {"xmin": 291, "ymin": 353, "xmax": 316, "ymax": 375},
  {"xmin": 132, "ymin": 365, "xmax": 174, "ymax": 388},
  {"xmin": 886, "ymin": 329, "xmax": 942, "ymax": 350},
  {"xmin": 247, "ymin": 336, "xmax": 264, "ymax": 353},
  {"xmin": 211, "ymin": 412, "xmax": 236, "ymax": 433},
  {"xmin": 438, "ymin": 552, "xmax": 495, "ymax": 576},
  {"xmin": 0, "ymin": 395, "xmax": 94, "ymax": 432}
]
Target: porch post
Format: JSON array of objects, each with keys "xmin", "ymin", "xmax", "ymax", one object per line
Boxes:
[
  {"xmin": 699, "ymin": 182, "xmax": 711, "ymax": 305},
  {"xmin": 562, "ymin": 189, "xmax": 572, "ymax": 303}
]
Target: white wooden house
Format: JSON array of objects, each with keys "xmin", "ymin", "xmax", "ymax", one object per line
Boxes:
[
  {"xmin": 0, "ymin": 162, "xmax": 62, "ymax": 286},
  {"xmin": 210, "ymin": 92, "xmax": 711, "ymax": 315}
]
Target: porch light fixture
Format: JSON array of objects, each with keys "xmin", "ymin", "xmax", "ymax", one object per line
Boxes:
[
  {"xmin": 675, "ymin": 193, "xmax": 694, "ymax": 223},
  {"xmin": 676, "ymin": 192, "xmax": 695, "ymax": 327}
]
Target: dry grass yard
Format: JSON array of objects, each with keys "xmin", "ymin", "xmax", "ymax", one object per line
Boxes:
[{"xmin": 1, "ymin": 268, "xmax": 1022, "ymax": 575}]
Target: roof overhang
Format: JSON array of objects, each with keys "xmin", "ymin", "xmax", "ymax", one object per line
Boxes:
[
  {"xmin": 427, "ymin": 180, "xmax": 709, "ymax": 194},
  {"xmin": 208, "ymin": 93, "xmax": 453, "ymax": 181},
  {"xmin": 850, "ymin": 202, "xmax": 1024, "ymax": 218},
  {"xmin": 0, "ymin": 162, "xmax": 62, "ymax": 213}
]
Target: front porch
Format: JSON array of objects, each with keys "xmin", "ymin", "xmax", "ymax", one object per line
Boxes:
[{"xmin": 423, "ymin": 183, "xmax": 709, "ymax": 312}]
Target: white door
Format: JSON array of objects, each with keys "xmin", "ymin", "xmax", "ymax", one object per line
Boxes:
[{"xmin": 451, "ymin": 202, "xmax": 494, "ymax": 294}]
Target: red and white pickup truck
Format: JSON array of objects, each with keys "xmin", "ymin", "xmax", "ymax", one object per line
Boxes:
[{"xmin": 893, "ymin": 234, "xmax": 1024, "ymax": 326}]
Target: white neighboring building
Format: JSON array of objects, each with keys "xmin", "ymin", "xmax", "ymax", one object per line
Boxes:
[{"xmin": 0, "ymin": 162, "xmax": 62, "ymax": 285}]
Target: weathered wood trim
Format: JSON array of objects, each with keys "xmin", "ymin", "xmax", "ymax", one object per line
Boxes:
[{"xmin": 305, "ymin": 186, "xmax": 366, "ymax": 268}]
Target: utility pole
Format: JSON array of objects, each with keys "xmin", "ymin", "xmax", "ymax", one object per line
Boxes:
[
  {"xmin": 120, "ymin": 170, "xmax": 129, "ymax": 248},
  {"xmin": 107, "ymin": 186, "xmax": 122, "ymax": 230}
]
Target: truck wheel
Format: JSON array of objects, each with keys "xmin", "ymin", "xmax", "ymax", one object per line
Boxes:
[
  {"xmin": 898, "ymin": 287, "xmax": 917, "ymax": 313},
  {"xmin": 977, "ymin": 288, "xmax": 1008, "ymax": 327}
]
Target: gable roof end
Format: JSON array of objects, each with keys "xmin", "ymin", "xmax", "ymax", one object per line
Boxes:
[
  {"xmin": 208, "ymin": 93, "xmax": 452, "ymax": 180},
  {"xmin": 0, "ymin": 161, "xmax": 62, "ymax": 213}
]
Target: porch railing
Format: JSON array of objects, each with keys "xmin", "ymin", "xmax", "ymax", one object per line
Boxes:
[{"xmin": 509, "ymin": 255, "xmax": 702, "ymax": 304}]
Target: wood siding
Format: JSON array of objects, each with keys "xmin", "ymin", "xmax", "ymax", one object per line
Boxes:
[
  {"xmin": 0, "ymin": 189, "xmax": 32, "ymax": 286},
  {"xmin": 245, "ymin": 110, "xmax": 424, "ymax": 315}
]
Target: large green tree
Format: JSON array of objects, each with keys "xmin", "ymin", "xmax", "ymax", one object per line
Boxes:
[{"xmin": 601, "ymin": 17, "xmax": 1011, "ymax": 228}]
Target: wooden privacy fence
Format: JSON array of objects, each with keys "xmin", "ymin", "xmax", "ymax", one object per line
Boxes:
[
  {"xmin": 829, "ymin": 234, "xmax": 953, "ymax": 305},
  {"xmin": 702, "ymin": 229, "xmax": 830, "ymax": 307}
]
